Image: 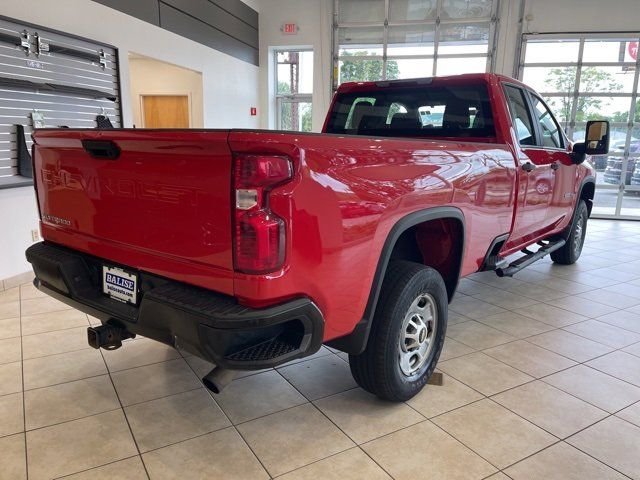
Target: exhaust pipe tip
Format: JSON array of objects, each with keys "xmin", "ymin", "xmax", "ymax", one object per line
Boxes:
[{"xmin": 202, "ymin": 366, "xmax": 238, "ymax": 394}]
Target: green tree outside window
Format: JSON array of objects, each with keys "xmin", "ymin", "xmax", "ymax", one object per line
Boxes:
[
  {"xmin": 544, "ymin": 67, "xmax": 623, "ymax": 123},
  {"xmin": 339, "ymin": 51, "xmax": 400, "ymax": 83}
]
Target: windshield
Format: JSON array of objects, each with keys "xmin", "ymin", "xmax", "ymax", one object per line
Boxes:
[{"xmin": 325, "ymin": 83, "xmax": 495, "ymax": 139}]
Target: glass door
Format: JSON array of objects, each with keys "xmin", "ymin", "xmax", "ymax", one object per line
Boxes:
[{"xmin": 519, "ymin": 34, "xmax": 640, "ymax": 219}]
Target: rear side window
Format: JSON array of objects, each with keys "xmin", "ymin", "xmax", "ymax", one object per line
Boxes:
[
  {"xmin": 503, "ymin": 85, "xmax": 536, "ymax": 146},
  {"xmin": 325, "ymin": 84, "xmax": 495, "ymax": 139}
]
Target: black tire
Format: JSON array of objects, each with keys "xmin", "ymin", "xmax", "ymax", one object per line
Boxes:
[
  {"xmin": 551, "ymin": 199, "xmax": 588, "ymax": 265},
  {"xmin": 349, "ymin": 261, "xmax": 448, "ymax": 401}
]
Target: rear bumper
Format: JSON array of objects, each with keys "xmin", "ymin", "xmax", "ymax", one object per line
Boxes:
[{"xmin": 26, "ymin": 242, "xmax": 324, "ymax": 370}]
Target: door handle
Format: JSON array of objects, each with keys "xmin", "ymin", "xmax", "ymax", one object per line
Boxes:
[
  {"xmin": 550, "ymin": 162, "xmax": 560, "ymax": 171},
  {"xmin": 521, "ymin": 162, "xmax": 536, "ymax": 172},
  {"xmin": 82, "ymin": 140, "xmax": 120, "ymax": 160}
]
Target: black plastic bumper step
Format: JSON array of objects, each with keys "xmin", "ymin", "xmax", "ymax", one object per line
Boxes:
[
  {"xmin": 495, "ymin": 239, "xmax": 566, "ymax": 277},
  {"xmin": 226, "ymin": 336, "xmax": 299, "ymax": 362}
]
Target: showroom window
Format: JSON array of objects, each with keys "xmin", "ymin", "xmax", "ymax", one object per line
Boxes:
[
  {"xmin": 333, "ymin": 0, "xmax": 499, "ymax": 88},
  {"xmin": 519, "ymin": 34, "xmax": 640, "ymax": 219},
  {"xmin": 275, "ymin": 49, "xmax": 313, "ymax": 131}
]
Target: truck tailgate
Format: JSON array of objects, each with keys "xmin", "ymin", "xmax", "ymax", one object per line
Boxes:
[{"xmin": 32, "ymin": 129, "xmax": 234, "ymax": 294}]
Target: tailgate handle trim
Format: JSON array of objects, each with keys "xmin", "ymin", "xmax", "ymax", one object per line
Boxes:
[{"xmin": 82, "ymin": 140, "xmax": 120, "ymax": 160}]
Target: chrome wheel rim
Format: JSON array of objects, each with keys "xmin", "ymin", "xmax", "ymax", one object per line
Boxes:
[
  {"xmin": 573, "ymin": 216, "xmax": 584, "ymax": 256},
  {"xmin": 398, "ymin": 293, "xmax": 438, "ymax": 376}
]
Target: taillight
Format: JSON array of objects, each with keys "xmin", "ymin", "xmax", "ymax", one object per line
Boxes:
[{"xmin": 234, "ymin": 154, "xmax": 292, "ymax": 273}]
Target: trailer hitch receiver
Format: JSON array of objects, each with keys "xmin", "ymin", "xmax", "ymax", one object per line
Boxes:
[{"xmin": 87, "ymin": 323, "xmax": 135, "ymax": 350}]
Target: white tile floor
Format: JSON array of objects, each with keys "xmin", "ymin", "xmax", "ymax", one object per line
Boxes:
[{"xmin": 1, "ymin": 219, "xmax": 640, "ymax": 479}]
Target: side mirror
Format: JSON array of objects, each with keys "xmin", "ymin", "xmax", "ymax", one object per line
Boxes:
[
  {"xmin": 585, "ymin": 120, "xmax": 610, "ymax": 155},
  {"xmin": 570, "ymin": 120, "xmax": 610, "ymax": 165}
]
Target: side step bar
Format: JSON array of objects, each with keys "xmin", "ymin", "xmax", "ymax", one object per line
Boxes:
[{"xmin": 495, "ymin": 239, "xmax": 566, "ymax": 277}]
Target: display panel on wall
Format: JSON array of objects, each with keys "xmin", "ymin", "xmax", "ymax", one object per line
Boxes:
[
  {"xmin": 333, "ymin": 0, "xmax": 499, "ymax": 88},
  {"xmin": 519, "ymin": 34, "xmax": 640, "ymax": 219},
  {"xmin": 0, "ymin": 16, "xmax": 121, "ymax": 189}
]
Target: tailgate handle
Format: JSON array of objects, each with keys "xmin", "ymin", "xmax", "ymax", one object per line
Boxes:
[{"xmin": 82, "ymin": 140, "xmax": 120, "ymax": 160}]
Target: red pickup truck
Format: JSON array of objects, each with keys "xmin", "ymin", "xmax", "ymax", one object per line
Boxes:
[{"xmin": 26, "ymin": 73, "xmax": 609, "ymax": 401}]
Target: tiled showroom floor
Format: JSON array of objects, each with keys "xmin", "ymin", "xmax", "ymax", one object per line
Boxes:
[{"xmin": 2, "ymin": 219, "xmax": 640, "ymax": 479}]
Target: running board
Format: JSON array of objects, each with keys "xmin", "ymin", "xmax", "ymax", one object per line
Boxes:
[{"xmin": 495, "ymin": 239, "xmax": 566, "ymax": 277}]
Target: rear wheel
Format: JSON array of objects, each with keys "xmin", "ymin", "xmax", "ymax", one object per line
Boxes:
[
  {"xmin": 349, "ymin": 261, "xmax": 447, "ymax": 401},
  {"xmin": 551, "ymin": 199, "xmax": 588, "ymax": 265}
]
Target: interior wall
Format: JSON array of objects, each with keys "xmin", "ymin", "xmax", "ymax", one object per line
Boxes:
[
  {"xmin": 0, "ymin": 0, "xmax": 261, "ymax": 130},
  {"xmin": 258, "ymin": 0, "xmax": 333, "ymax": 132},
  {"xmin": 0, "ymin": 188, "xmax": 39, "ymax": 282},
  {"xmin": 0, "ymin": 0, "xmax": 260, "ymax": 280},
  {"xmin": 129, "ymin": 56, "xmax": 204, "ymax": 128},
  {"xmin": 522, "ymin": 0, "xmax": 640, "ymax": 34}
]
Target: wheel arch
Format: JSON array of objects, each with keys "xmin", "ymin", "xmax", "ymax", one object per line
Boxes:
[
  {"xmin": 327, "ymin": 206, "xmax": 465, "ymax": 354},
  {"xmin": 579, "ymin": 176, "xmax": 596, "ymax": 217},
  {"xmin": 545, "ymin": 175, "xmax": 595, "ymax": 245}
]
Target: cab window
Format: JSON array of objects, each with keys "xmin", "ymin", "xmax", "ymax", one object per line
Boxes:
[
  {"xmin": 503, "ymin": 85, "xmax": 536, "ymax": 146},
  {"xmin": 325, "ymin": 84, "xmax": 495, "ymax": 139}
]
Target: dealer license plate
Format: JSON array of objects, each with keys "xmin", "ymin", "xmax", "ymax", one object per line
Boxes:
[{"xmin": 102, "ymin": 266, "xmax": 138, "ymax": 305}]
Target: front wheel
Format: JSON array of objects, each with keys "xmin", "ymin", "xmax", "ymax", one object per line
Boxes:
[
  {"xmin": 349, "ymin": 261, "xmax": 448, "ymax": 401},
  {"xmin": 551, "ymin": 199, "xmax": 588, "ymax": 265}
]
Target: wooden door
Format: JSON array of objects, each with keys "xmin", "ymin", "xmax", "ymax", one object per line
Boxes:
[{"xmin": 142, "ymin": 95, "xmax": 190, "ymax": 128}]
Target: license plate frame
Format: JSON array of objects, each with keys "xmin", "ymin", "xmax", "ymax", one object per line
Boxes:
[{"xmin": 102, "ymin": 265, "xmax": 138, "ymax": 305}]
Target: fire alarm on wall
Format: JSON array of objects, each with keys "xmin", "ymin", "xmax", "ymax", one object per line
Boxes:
[{"xmin": 250, "ymin": 107, "xmax": 257, "ymax": 116}]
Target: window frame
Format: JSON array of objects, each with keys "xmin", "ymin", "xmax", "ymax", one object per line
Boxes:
[
  {"xmin": 527, "ymin": 92, "xmax": 567, "ymax": 150},
  {"xmin": 332, "ymin": 0, "xmax": 500, "ymax": 89},
  {"xmin": 503, "ymin": 83, "xmax": 538, "ymax": 147},
  {"xmin": 275, "ymin": 97, "xmax": 313, "ymax": 131},
  {"xmin": 274, "ymin": 48, "xmax": 314, "ymax": 131}
]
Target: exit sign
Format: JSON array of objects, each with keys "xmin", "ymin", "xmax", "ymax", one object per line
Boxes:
[{"xmin": 282, "ymin": 23, "xmax": 297, "ymax": 35}]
